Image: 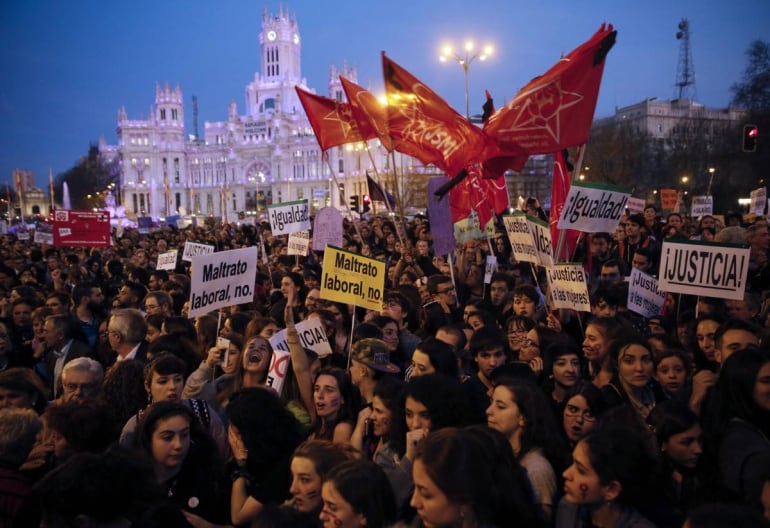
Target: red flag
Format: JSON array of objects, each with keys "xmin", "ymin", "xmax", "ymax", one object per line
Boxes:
[
  {"xmin": 449, "ymin": 163, "xmax": 509, "ymax": 228},
  {"xmin": 339, "ymin": 77, "xmax": 393, "ymax": 152},
  {"xmin": 382, "ymin": 53, "xmax": 498, "ymax": 177},
  {"xmin": 550, "ymin": 150, "xmax": 580, "ymax": 261},
  {"xmin": 295, "ymin": 87, "xmax": 371, "ymax": 151},
  {"xmin": 484, "ymin": 24, "xmax": 616, "ymax": 155}
]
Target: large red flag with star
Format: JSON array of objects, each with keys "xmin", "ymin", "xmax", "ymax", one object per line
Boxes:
[
  {"xmin": 484, "ymin": 23, "xmax": 616, "ymax": 155},
  {"xmin": 295, "ymin": 87, "xmax": 371, "ymax": 151},
  {"xmin": 449, "ymin": 163, "xmax": 509, "ymax": 228},
  {"xmin": 382, "ymin": 52, "xmax": 498, "ymax": 177},
  {"xmin": 339, "ymin": 76, "xmax": 393, "ymax": 152}
]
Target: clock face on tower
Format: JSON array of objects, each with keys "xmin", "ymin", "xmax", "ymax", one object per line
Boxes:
[
  {"xmin": 293, "ymin": 33, "xmax": 300, "ymax": 44},
  {"xmin": 267, "ymin": 30, "xmax": 276, "ymax": 41}
]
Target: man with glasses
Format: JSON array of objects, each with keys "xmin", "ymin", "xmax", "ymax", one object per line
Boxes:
[
  {"xmin": 42, "ymin": 315, "xmax": 94, "ymax": 399},
  {"xmin": 142, "ymin": 291, "xmax": 174, "ymax": 317},
  {"xmin": 59, "ymin": 357, "xmax": 103, "ymax": 403},
  {"xmin": 422, "ymin": 275, "xmax": 460, "ymax": 336}
]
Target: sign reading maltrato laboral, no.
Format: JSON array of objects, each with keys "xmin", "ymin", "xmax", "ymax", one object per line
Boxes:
[
  {"xmin": 321, "ymin": 245, "xmax": 385, "ymax": 311},
  {"xmin": 188, "ymin": 247, "xmax": 258, "ymax": 318},
  {"xmin": 557, "ymin": 182, "xmax": 631, "ymax": 233},
  {"xmin": 269, "ymin": 199, "xmax": 311, "ymax": 236},
  {"xmin": 658, "ymin": 240, "xmax": 750, "ymax": 301}
]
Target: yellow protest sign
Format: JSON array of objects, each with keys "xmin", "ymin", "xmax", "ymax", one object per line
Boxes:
[{"xmin": 321, "ymin": 245, "xmax": 385, "ymax": 311}]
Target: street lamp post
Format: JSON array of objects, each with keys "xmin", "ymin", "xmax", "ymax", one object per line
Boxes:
[
  {"xmin": 706, "ymin": 167, "xmax": 715, "ymax": 195},
  {"xmin": 439, "ymin": 40, "xmax": 493, "ymax": 119}
]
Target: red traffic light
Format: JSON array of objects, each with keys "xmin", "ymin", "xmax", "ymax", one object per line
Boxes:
[{"xmin": 743, "ymin": 124, "xmax": 758, "ymax": 152}]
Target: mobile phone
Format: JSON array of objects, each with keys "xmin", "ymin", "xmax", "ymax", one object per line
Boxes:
[{"xmin": 216, "ymin": 337, "xmax": 231, "ymax": 366}]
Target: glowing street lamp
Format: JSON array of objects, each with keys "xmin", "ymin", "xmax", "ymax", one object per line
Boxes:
[{"xmin": 439, "ymin": 40, "xmax": 493, "ymax": 119}]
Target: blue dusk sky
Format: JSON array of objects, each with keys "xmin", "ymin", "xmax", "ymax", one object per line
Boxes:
[{"xmin": 1, "ymin": 0, "xmax": 769, "ymax": 189}]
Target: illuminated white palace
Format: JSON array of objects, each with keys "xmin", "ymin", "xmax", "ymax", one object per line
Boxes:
[{"xmin": 100, "ymin": 6, "xmax": 430, "ymax": 221}]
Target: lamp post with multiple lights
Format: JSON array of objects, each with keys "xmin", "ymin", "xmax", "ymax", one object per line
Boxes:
[{"xmin": 439, "ymin": 40, "xmax": 493, "ymax": 119}]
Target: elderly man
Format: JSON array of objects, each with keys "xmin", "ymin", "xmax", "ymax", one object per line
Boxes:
[
  {"xmin": 59, "ymin": 357, "xmax": 103, "ymax": 403},
  {"xmin": 42, "ymin": 315, "xmax": 93, "ymax": 399},
  {"xmin": 99, "ymin": 308, "xmax": 148, "ymax": 368}
]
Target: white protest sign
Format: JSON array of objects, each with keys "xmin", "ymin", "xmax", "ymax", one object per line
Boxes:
[
  {"xmin": 182, "ymin": 241, "xmax": 215, "ymax": 262},
  {"xmin": 312, "ymin": 207, "xmax": 343, "ymax": 251},
  {"xmin": 188, "ymin": 246, "xmax": 258, "ymax": 318},
  {"xmin": 453, "ymin": 211, "xmax": 484, "ymax": 244},
  {"xmin": 17, "ymin": 229, "xmax": 29, "ymax": 241},
  {"xmin": 527, "ymin": 216, "xmax": 554, "ymax": 268},
  {"xmin": 484, "ymin": 255, "xmax": 497, "ymax": 284},
  {"xmin": 156, "ymin": 250, "xmax": 178, "ymax": 271},
  {"xmin": 269, "ymin": 317, "xmax": 332, "ymax": 359},
  {"xmin": 269, "ymin": 199, "xmax": 311, "ymax": 236},
  {"xmin": 557, "ymin": 182, "xmax": 631, "ymax": 233},
  {"xmin": 750, "ymin": 187, "xmax": 767, "ymax": 216},
  {"xmin": 546, "ymin": 263, "xmax": 591, "ymax": 312},
  {"xmin": 33, "ymin": 230, "xmax": 53, "ymax": 245},
  {"xmin": 287, "ymin": 231, "xmax": 310, "ymax": 256},
  {"xmin": 503, "ymin": 213, "xmax": 538, "ymax": 265},
  {"xmin": 690, "ymin": 196, "xmax": 713, "ymax": 218},
  {"xmin": 658, "ymin": 240, "xmax": 750, "ymax": 301},
  {"xmin": 627, "ymin": 197, "xmax": 646, "ymax": 215},
  {"xmin": 265, "ymin": 348, "xmax": 290, "ymax": 395},
  {"xmin": 627, "ymin": 268, "xmax": 665, "ymax": 318}
]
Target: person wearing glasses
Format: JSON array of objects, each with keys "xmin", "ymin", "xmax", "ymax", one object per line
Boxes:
[
  {"xmin": 142, "ymin": 291, "xmax": 174, "ymax": 317},
  {"xmin": 561, "ymin": 381, "xmax": 607, "ymax": 448},
  {"xmin": 421, "ymin": 275, "xmax": 460, "ymax": 338}
]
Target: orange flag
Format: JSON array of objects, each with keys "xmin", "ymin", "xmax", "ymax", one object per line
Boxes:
[
  {"xmin": 484, "ymin": 24, "xmax": 616, "ymax": 155},
  {"xmin": 382, "ymin": 52, "xmax": 498, "ymax": 177},
  {"xmin": 295, "ymin": 87, "xmax": 372, "ymax": 151}
]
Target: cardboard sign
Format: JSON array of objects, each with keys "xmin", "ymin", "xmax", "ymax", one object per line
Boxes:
[
  {"xmin": 660, "ymin": 189, "xmax": 678, "ymax": 211},
  {"xmin": 156, "ymin": 250, "xmax": 178, "ymax": 271},
  {"xmin": 269, "ymin": 199, "xmax": 310, "ymax": 236},
  {"xmin": 287, "ymin": 231, "xmax": 310, "ymax": 256},
  {"xmin": 182, "ymin": 241, "xmax": 215, "ymax": 262},
  {"xmin": 626, "ymin": 197, "xmax": 646, "ymax": 215},
  {"xmin": 503, "ymin": 213, "xmax": 538, "ymax": 265},
  {"xmin": 427, "ymin": 177, "xmax": 457, "ymax": 256},
  {"xmin": 188, "ymin": 247, "xmax": 258, "ymax": 318},
  {"xmin": 269, "ymin": 317, "xmax": 333, "ymax": 359},
  {"xmin": 453, "ymin": 210, "xmax": 484, "ymax": 244},
  {"xmin": 750, "ymin": 187, "xmax": 767, "ymax": 216},
  {"xmin": 557, "ymin": 182, "xmax": 630, "ymax": 233},
  {"xmin": 33, "ymin": 230, "xmax": 54, "ymax": 245},
  {"xmin": 312, "ymin": 207, "xmax": 343, "ymax": 251},
  {"xmin": 527, "ymin": 215, "xmax": 554, "ymax": 268},
  {"xmin": 53, "ymin": 210, "xmax": 111, "ymax": 247},
  {"xmin": 321, "ymin": 245, "xmax": 385, "ymax": 311},
  {"xmin": 690, "ymin": 196, "xmax": 713, "ymax": 218},
  {"xmin": 658, "ymin": 240, "xmax": 750, "ymax": 301},
  {"xmin": 627, "ymin": 268, "xmax": 665, "ymax": 318},
  {"xmin": 265, "ymin": 348, "xmax": 290, "ymax": 395},
  {"xmin": 546, "ymin": 263, "xmax": 591, "ymax": 312}
]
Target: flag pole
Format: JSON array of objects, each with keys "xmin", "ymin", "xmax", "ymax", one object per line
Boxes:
[{"xmin": 387, "ymin": 150, "xmax": 411, "ymax": 251}]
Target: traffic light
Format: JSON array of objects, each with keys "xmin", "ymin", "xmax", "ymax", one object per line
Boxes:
[
  {"xmin": 743, "ymin": 124, "xmax": 758, "ymax": 152},
  {"xmin": 349, "ymin": 194, "xmax": 359, "ymax": 212},
  {"xmin": 362, "ymin": 194, "xmax": 371, "ymax": 213}
]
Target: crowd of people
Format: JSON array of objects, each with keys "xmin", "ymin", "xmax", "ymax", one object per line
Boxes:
[{"xmin": 0, "ymin": 202, "xmax": 768, "ymax": 527}]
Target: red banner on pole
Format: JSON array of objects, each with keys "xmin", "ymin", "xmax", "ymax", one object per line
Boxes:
[{"xmin": 53, "ymin": 210, "xmax": 111, "ymax": 247}]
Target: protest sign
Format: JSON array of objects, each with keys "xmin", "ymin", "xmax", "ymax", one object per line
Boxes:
[
  {"xmin": 137, "ymin": 216, "xmax": 152, "ymax": 234},
  {"xmin": 269, "ymin": 199, "xmax": 310, "ymax": 236},
  {"xmin": 484, "ymin": 255, "xmax": 497, "ymax": 284},
  {"xmin": 750, "ymin": 187, "xmax": 767, "ymax": 216},
  {"xmin": 660, "ymin": 189, "xmax": 678, "ymax": 211},
  {"xmin": 658, "ymin": 240, "xmax": 750, "ymax": 301},
  {"xmin": 453, "ymin": 210, "xmax": 484, "ymax": 244},
  {"xmin": 33, "ymin": 227, "xmax": 53, "ymax": 245},
  {"xmin": 53, "ymin": 210, "xmax": 111, "ymax": 248},
  {"xmin": 321, "ymin": 245, "xmax": 385, "ymax": 311},
  {"xmin": 188, "ymin": 247, "xmax": 258, "ymax": 318},
  {"xmin": 503, "ymin": 213, "xmax": 539, "ymax": 265},
  {"xmin": 627, "ymin": 268, "xmax": 665, "ymax": 318},
  {"xmin": 557, "ymin": 181, "xmax": 630, "ymax": 233},
  {"xmin": 427, "ymin": 177, "xmax": 457, "ymax": 256},
  {"xmin": 156, "ymin": 250, "xmax": 178, "ymax": 271},
  {"xmin": 527, "ymin": 215, "xmax": 554, "ymax": 268},
  {"xmin": 265, "ymin": 348, "xmax": 290, "ymax": 395},
  {"xmin": 546, "ymin": 263, "xmax": 591, "ymax": 312},
  {"xmin": 0, "ymin": 221, "xmax": 6, "ymax": 235},
  {"xmin": 269, "ymin": 317, "xmax": 332, "ymax": 359},
  {"xmin": 626, "ymin": 197, "xmax": 646, "ymax": 215},
  {"xmin": 182, "ymin": 241, "xmax": 215, "ymax": 262},
  {"xmin": 287, "ymin": 231, "xmax": 310, "ymax": 256},
  {"xmin": 312, "ymin": 207, "xmax": 343, "ymax": 251},
  {"xmin": 690, "ymin": 196, "xmax": 713, "ymax": 218}
]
